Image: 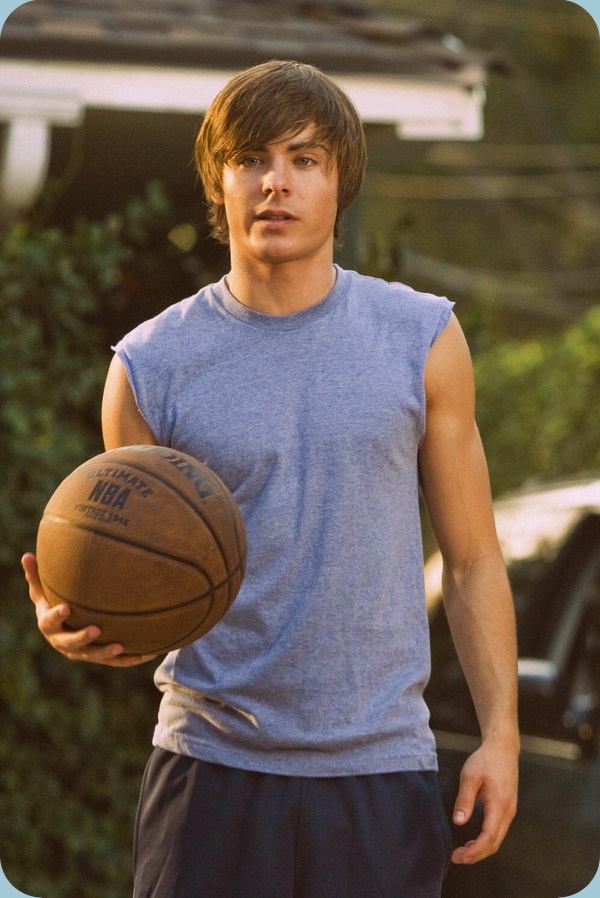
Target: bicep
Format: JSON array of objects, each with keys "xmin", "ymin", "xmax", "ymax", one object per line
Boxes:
[
  {"xmin": 418, "ymin": 314, "xmax": 499, "ymax": 568},
  {"xmin": 101, "ymin": 354, "xmax": 158, "ymax": 450}
]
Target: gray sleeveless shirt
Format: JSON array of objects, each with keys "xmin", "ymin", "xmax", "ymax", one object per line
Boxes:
[{"xmin": 115, "ymin": 266, "xmax": 453, "ymax": 776}]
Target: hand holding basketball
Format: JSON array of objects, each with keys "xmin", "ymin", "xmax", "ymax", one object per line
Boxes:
[
  {"xmin": 22, "ymin": 552, "xmax": 157, "ymax": 666},
  {"xmin": 28, "ymin": 445, "xmax": 247, "ymax": 660}
]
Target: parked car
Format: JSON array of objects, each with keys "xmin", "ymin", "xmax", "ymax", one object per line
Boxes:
[{"xmin": 425, "ymin": 478, "xmax": 600, "ymax": 898}]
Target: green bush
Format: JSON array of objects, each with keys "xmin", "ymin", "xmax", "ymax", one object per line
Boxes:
[
  {"xmin": 475, "ymin": 305, "xmax": 600, "ymax": 496},
  {"xmin": 0, "ymin": 183, "xmax": 199, "ymax": 898}
]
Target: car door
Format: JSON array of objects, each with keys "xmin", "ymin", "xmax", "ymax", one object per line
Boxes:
[{"xmin": 427, "ymin": 509, "xmax": 600, "ymax": 898}]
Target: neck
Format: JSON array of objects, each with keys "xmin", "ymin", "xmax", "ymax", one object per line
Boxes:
[{"xmin": 226, "ymin": 257, "xmax": 337, "ymax": 316}]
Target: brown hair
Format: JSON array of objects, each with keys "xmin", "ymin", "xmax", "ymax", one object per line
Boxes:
[{"xmin": 195, "ymin": 60, "xmax": 367, "ymax": 244}]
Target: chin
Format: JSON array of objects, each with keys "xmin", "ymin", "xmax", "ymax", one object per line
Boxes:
[{"xmin": 252, "ymin": 244, "xmax": 307, "ymax": 265}]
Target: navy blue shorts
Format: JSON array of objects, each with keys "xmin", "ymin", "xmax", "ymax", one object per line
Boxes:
[{"xmin": 133, "ymin": 748, "xmax": 452, "ymax": 898}]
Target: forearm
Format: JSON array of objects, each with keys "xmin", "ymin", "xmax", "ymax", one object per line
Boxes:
[
  {"xmin": 420, "ymin": 316, "xmax": 519, "ymax": 861},
  {"xmin": 442, "ymin": 552, "xmax": 519, "ymax": 746}
]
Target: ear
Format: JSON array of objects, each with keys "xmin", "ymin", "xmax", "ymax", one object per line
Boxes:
[{"xmin": 210, "ymin": 190, "xmax": 225, "ymax": 206}]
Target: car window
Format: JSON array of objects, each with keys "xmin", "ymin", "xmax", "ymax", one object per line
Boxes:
[
  {"xmin": 425, "ymin": 494, "xmax": 586, "ymax": 656},
  {"xmin": 425, "ymin": 490, "xmax": 600, "ymax": 742}
]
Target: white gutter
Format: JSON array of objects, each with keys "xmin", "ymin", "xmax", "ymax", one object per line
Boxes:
[
  {"xmin": 0, "ymin": 59, "xmax": 487, "ymax": 218},
  {"xmin": 0, "ymin": 81, "xmax": 84, "ymax": 218}
]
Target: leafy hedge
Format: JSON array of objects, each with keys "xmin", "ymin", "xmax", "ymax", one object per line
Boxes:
[
  {"xmin": 475, "ymin": 305, "xmax": 600, "ymax": 497},
  {"xmin": 0, "ymin": 183, "xmax": 201, "ymax": 898}
]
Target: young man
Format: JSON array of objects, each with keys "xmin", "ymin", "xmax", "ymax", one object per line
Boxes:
[{"xmin": 23, "ymin": 60, "xmax": 519, "ymax": 898}]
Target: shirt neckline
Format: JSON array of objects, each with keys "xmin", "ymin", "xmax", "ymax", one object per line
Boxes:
[{"xmin": 211, "ymin": 265, "xmax": 347, "ymax": 331}]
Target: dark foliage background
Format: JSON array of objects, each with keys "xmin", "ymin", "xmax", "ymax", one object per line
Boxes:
[
  {"xmin": 0, "ymin": 183, "xmax": 209, "ymax": 897},
  {"xmin": 1, "ymin": 0, "xmax": 599, "ymax": 894}
]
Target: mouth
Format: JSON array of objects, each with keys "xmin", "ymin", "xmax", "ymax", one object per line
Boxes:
[{"xmin": 255, "ymin": 210, "xmax": 297, "ymax": 222}]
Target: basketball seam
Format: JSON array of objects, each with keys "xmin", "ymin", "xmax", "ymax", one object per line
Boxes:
[
  {"xmin": 41, "ymin": 515, "xmax": 244, "ymax": 615},
  {"xmin": 43, "ymin": 513, "xmax": 219, "ymax": 580},
  {"xmin": 45, "ymin": 566, "xmax": 243, "ymax": 617},
  {"xmin": 83, "ymin": 456, "xmax": 236, "ymax": 579},
  {"xmin": 54, "ymin": 584, "xmax": 226, "ymax": 617}
]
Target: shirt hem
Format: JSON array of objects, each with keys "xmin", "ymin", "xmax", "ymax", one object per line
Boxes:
[{"xmin": 152, "ymin": 728, "xmax": 439, "ymax": 777}]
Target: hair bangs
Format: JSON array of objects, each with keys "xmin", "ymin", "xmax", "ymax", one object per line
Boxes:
[{"xmin": 196, "ymin": 60, "xmax": 367, "ymax": 245}]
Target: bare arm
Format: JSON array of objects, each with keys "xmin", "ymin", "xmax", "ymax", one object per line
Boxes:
[
  {"xmin": 23, "ymin": 355, "xmax": 158, "ymax": 666},
  {"xmin": 101, "ymin": 353, "xmax": 158, "ymax": 450},
  {"xmin": 419, "ymin": 313, "xmax": 519, "ymax": 864}
]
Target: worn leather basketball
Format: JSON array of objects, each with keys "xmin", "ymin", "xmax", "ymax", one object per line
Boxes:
[{"xmin": 36, "ymin": 445, "xmax": 246, "ymax": 655}]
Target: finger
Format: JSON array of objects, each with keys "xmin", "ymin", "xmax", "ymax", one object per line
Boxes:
[
  {"xmin": 452, "ymin": 795, "xmax": 513, "ymax": 865},
  {"xmin": 21, "ymin": 557, "xmax": 71, "ymax": 634},
  {"xmin": 51, "ymin": 624, "xmax": 155, "ymax": 666},
  {"xmin": 453, "ymin": 772, "xmax": 480, "ymax": 827},
  {"xmin": 23, "ymin": 555, "xmax": 105, "ymax": 649},
  {"xmin": 28, "ymin": 588, "xmax": 103, "ymax": 653},
  {"xmin": 452, "ymin": 821, "xmax": 501, "ymax": 865},
  {"xmin": 36, "ymin": 600, "xmax": 73, "ymax": 633},
  {"xmin": 65, "ymin": 641, "xmax": 158, "ymax": 667},
  {"xmin": 55, "ymin": 628, "xmax": 158, "ymax": 666},
  {"xmin": 50, "ymin": 620, "xmax": 102, "ymax": 651},
  {"xmin": 453, "ymin": 815, "xmax": 495, "ymax": 863},
  {"xmin": 452, "ymin": 834, "xmax": 491, "ymax": 865},
  {"xmin": 22, "ymin": 554, "xmax": 158, "ymax": 667},
  {"xmin": 21, "ymin": 553, "xmax": 45, "ymax": 605},
  {"xmin": 93, "ymin": 652, "xmax": 159, "ymax": 668}
]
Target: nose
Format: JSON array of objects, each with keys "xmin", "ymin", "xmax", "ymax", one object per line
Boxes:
[{"xmin": 262, "ymin": 164, "xmax": 289, "ymax": 195}]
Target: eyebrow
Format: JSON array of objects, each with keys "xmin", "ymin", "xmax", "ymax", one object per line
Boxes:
[
  {"xmin": 287, "ymin": 139, "xmax": 328, "ymax": 152},
  {"xmin": 249, "ymin": 139, "xmax": 329, "ymax": 154}
]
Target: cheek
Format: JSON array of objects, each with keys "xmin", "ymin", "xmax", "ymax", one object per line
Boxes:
[
  {"xmin": 318, "ymin": 186, "xmax": 339, "ymax": 225},
  {"xmin": 220, "ymin": 170, "xmax": 251, "ymax": 207}
]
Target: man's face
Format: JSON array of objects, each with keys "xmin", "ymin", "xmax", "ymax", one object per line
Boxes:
[{"xmin": 216, "ymin": 126, "xmax": 339, "ymax": 268}]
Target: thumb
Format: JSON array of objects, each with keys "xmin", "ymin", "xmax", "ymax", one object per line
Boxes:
[{"xmin": 453, "ymin": 769, "xmax": 480, "ymax": 826}]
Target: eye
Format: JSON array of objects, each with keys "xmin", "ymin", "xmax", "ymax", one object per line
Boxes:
[
  {"xmin": 295, "ymin": 156, "xmax": 315, "ymax": 167},
  {"xmin": 240, "ymin": 156, "xmax": 263, "ymax": 168}
]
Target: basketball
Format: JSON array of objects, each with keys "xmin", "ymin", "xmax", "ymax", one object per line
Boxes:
[{"xmin": 36, "ymin": 445, "xmax": 247, "ymax": 655}]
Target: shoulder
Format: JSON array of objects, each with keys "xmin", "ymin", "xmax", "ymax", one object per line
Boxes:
[
  {"xmin": 341, "ymin": 266, "xmax": 451, "ymax": 310},
  {"xmin": 339, "ymin": 267, "xmax": 454, "ymax": 338},
  {"xmin": 115, "ymin": 290, "xmax": 207, "ymax": 352},
  {"xmin": 424, "ymin": 312, "xmax": 474, "ymax": 410},
  {"xmin": 115, "ymin": 275, "xmax": 228, "ymax": 353}
]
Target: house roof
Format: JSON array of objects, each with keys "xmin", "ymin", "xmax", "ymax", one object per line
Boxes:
[
  {"xmin": 1, "ymin": 0, "xmax": 507, "ymax": 83},
  {"xmin": 0, "ymin": 0, "xmax": 508, "ymax": 219}
]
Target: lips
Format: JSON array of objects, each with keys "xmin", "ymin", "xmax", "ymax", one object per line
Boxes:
[{"xmin": 255, "ymin": 210, "xmax": 297, "ymax": 222}]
